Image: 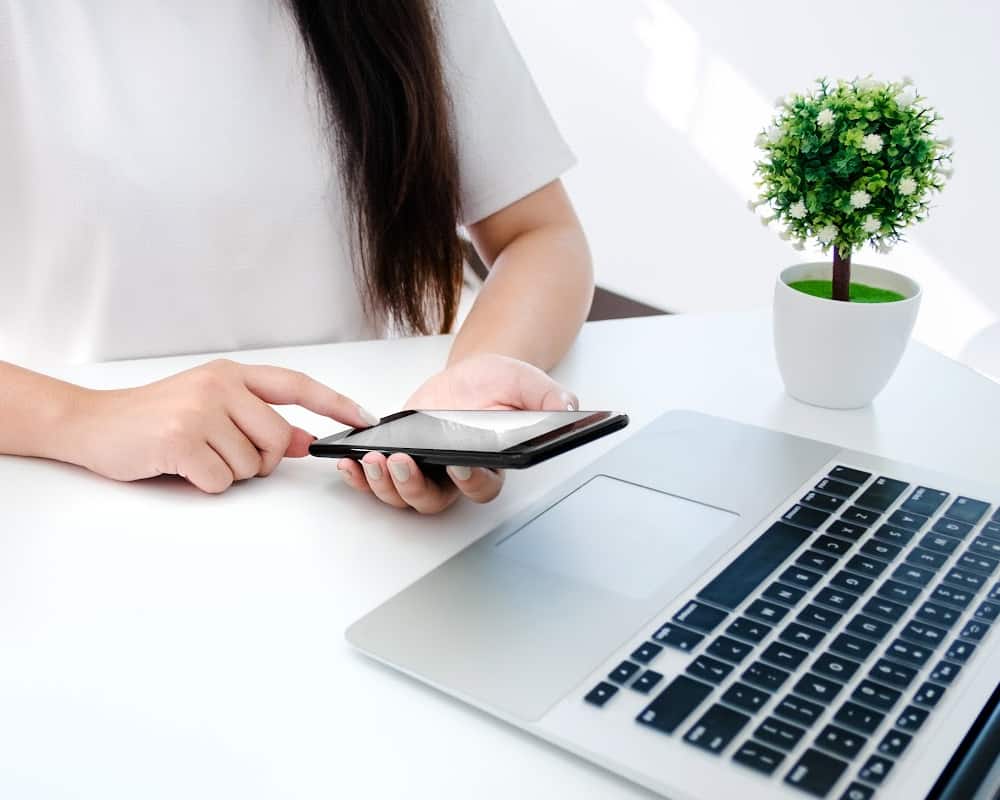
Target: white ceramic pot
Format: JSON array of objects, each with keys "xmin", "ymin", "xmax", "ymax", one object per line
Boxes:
[{"xmin": 773, "ymin": 262, "xmax": 921, "ymax": 409}]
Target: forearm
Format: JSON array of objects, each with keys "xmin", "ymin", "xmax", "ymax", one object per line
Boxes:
[{"xmin": 0, "ymin": 361, "xmax": 89, "ymax": 461}]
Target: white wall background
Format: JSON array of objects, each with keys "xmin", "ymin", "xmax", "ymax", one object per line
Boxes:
[{"xmin": 495, "ymin": 0, "xmax": 1000, "ymax": 377}]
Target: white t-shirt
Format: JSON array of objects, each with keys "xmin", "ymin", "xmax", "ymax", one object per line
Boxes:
[{"xmin": 0, "ymin": 0, "xmax": 574, "ymax": 366}]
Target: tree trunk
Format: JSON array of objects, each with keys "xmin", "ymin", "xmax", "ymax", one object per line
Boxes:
[{"xmin": 832, "ymin": 246, "xmax": 851, "ymax": 302}]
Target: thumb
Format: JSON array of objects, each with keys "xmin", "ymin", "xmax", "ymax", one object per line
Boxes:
[{"xmin": 504, "ymin": 359, "xmax": 579, "ymax": 411}]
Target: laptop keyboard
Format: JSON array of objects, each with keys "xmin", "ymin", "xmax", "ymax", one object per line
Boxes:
[{"xmin": 583, "ymin": 466, "xmax": 1000, "ymax": 798}]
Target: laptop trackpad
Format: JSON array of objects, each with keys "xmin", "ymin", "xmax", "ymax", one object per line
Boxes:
[{"xmin": 495, "ymin": 475, "xmax": 739, "ymax": 600}]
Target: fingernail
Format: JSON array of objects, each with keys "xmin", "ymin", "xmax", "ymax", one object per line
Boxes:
[
  {"xmin": 357, "ymin": 406, "xmax": 380, "ymax": 427},
  {"xmin": 363, "ymin": 461, "xmax": 382, "ymax": 481},
  {"xmin": 561, "ymin": 392, "xmax": 577, "ymax": 411},
  {"xmin": 448, "ymin": 465, "xmax": 473, "ymax": 482},
  {"xmin": 389, "ymin": 460, "xmax": 410, "ymax": 483},
  {"xmin": 336, "ymin": 459, "xmax": 349, "ymax": 471}
]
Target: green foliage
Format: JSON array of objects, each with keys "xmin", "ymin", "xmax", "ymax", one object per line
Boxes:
[{"xmin": 752, "ymin": 77, "xmax": 953, "ymax": 256}]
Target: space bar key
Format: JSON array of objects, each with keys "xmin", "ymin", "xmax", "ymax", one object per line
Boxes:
[{"xmin": 696, "ymin": 521, "xmax": 811, "ymax": 611}]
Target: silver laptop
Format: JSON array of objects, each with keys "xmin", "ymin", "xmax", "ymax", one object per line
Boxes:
[{"xmin": 347, "ymin": 410, "xmax": 1000, "ymax": 800}]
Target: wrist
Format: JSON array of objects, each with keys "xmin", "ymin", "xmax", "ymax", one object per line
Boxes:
[{"xmin": 36, "ymin": 382, "xmax": 104, "ymax": 467}]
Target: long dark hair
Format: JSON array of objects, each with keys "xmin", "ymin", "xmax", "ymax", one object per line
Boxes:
[{"xmin": 286, "ymin": 0, "xmax": 464, "ymax": 335}]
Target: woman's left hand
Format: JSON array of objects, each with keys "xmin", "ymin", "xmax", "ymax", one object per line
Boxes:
[{"xmin": 336, "ymin": 353, "xmax": 579, "ymax": 513}]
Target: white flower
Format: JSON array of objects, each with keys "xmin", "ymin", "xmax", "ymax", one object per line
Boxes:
[
  {"xmin": 863, "ymin": 215, "xmax": 881, "ymax": 234},
  {"xmin": 938, "ymin": 136, "xmax": 954, "ymax": 148},
  {"xmin": 817, "ymin": 224, "xmax": 838, "ymax": 244},
  {"xmin": 779, "ymin": 230, "xmax": 792, "ymax": 241},
  {"xmin": 774, "ymin": 96, "xmax": 787, "ymax": 108},
  {"xmin": 900, "ymin": 75, "xmax": 914, "ymax": 87},
  {"xmin": 861, "ymin": 133, "xmax": 884, "ymax": 154},
  {"xmin": 747, "ymin": 199, "xmax": 764, "ymax": 212},
  {"xmin": 792, "ymin": 241, "xmax": 806, "ymax": 251},
  {"xmin": 766, "ymin": 125, "xmax": 783, "ymax": 144},
  {"xmin": 850, "ymin": 190, "xmax": 872, "ymax": 209},
  {"xmin": 895, "ymin": 88, "xmax": 917, "ymax": 108},
  {"xmin": 789, "ymin": 199, "xmax": 808, "ymax": 220},
  {"xmin": 878, "ymin": 242, "xmax": 893, "ymax": 255},
  {"xmin": 857, "ymin": 77, "xmax": 881, "ymax": 91},
  {"xmin": 754, "ymin": 132, "xmax": 768, "ymax": 148},
  {"xmin": 760, "ymin": 215, "xmax": 773, "ymax": 227},
  {"xmin": 939, "ymin": 166, "xmax": 954, "ymax": 179},
  {"xmin": 899, "ymin": 177, "xmax": 918, "ymax": 196},
  {"xmin": 817, "ymin": 108, "xmax": 835, "ymax": 127}
]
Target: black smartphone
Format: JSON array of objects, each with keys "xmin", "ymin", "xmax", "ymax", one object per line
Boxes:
[{"xmin": 308, "ymin": 409, "xmax": 629, "ymax": 469}]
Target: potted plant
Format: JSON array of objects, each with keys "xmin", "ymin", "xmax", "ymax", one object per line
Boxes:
[{"xmin": 751, "ymin": 77, "xmax": 953, "ymax": 408}]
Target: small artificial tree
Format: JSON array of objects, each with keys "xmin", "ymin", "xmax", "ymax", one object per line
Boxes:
[{"xmin": 751, "ymin": 77, "xmax": 953, "ymax": 301}]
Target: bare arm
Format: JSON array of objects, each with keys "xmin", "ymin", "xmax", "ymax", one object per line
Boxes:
[{"xmin": 0, "ymin": 362, "xmax": 88, "ymax": 461}]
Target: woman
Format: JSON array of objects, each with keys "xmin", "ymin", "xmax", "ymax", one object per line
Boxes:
[{"xmin": 0, "ymin": 1, "xmax": 593, "ymax": 511}]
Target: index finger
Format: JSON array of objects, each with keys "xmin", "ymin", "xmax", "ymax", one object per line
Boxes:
[{"xmin": 239, "ymin": 365, "xmax": 379, "ymax": 428}]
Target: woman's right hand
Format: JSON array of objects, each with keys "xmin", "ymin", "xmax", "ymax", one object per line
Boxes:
[{"xmin": 64, "ymin": 359, "xmax": 378, "ymax": 493}]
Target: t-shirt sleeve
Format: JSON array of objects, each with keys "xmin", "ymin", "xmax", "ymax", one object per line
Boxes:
[{"xmin": 436, "ymin": 0, "xmax": 577, "ymax": 226}]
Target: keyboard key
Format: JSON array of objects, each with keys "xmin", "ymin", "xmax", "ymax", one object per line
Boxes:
[
  {"xmin": 873, "ymin": 524, "xmax": 915, "ymax": 547},
  {"xmin": 830, "ymin": 633, "xmax": 877, "ymax": 661},
  {"xmin": 970, "ymin": 536, "xmax": 1000, "ymax": 558},
  {"xmin": 845, "ymin": 614, "xmax": 893, "ymax": 642},
  {"xmin": 721, "ymin": 682, "xmax": 771, "ymax": 714},
  {"xmin": 609, "ymin": 660, "xmax": 641, "ymax": 684},
  {"xmin": 862, "ymin": 597, "xmax": 908, "ymax": 623},
  {"xmin": 994, "ymin": 508, "xmax": 1000, "ymax": 523},
  {"xmin": 815, "ymin": 477, "xmax": 858, "ymax": 499},
  {"xmin": 860, "ymin": 539, "xmax": 902, "ymax": 562},
  {"xmin": 813, "ymin": 652, "xmax": 861, "ymax": 682},
  {"xmin": 877, "ymin": 729, "xmax": 912, "ymax": 758},
  {"xmin": 686, "ymin": 655, "xmax": 734, "ymax": 685},
  {"xmin": 632, "ymin": 670, "xmax": 664, "ymax": 694},
  {"xmin": 780, "ymin": 623, "xmax": 827, "ymax": 650},
  {"xmin": 870, "ymin": 658, "xmax": 918, "ymax": 689},
  {"xmin": 944, "ymin": 639, "xmax": 977, "ymax": 663},
  {"xmin": 794, "ymin": 673, "xmax": 844, "ymax": 704},
  {"xmin": 885, "ymin": 638, "xmax": 932, "ymax": 667},
  {"xmin": 637, "ymin": 675, "xmax": 714, "ymax": 734},
  {"xmin": 877, "ymin": 579, "xmax": 921, "ymax": 604},
  {"xmin": 840, "ymin": 782, "xmax": 875, "ymax": 800},
  {"xmin": 852, "ymin": 679, "xmax": 902, "ymax": 712},
  {"xmin": 775, "ymin": 695, "xmax": 825, "ymax": 727},
  {"xmin": 684, "ymin": 704, "xmax": 750, "ymax": 754},
  {"xmin": 801, "ymin": 491, "xmax": 845, "ymax": 513},
  {"xmin": 956, "ymin": 552, "xmax": 999, "ymax": 577},
  {"xmin": 673, "ymin": 601, "xmax": 729, "ymax": 634},
  {"xmin": 858, "ymin": 754, "xmax": 894, "ymax": 785},
  {"xmin": 798, "ymin": 603, "xmax": 844, "ymax": 631},
  {"xmin": 815, "ymin": 587, "xmax": 860, "ymax": 612},
  {"xmin": 944, "ymin": 497, "xmax": 991, "ymax": 526},
  {"xmin": 990, "ymin": 582, "xmax": 1000, "ymax": 601},
  {"xmin": 584, "ymin": 682, "xmax": 618, "ymax": 707},
  {"xmin": 932, "ymin": 517, "xmax": 974, "ymax": 541},
  {"xmin": 830, "ymin": 466, "xmax": 871, "ymax": 485},
  {"xmin": 913, "ymin": 681, "xmax": 945, "ymax": 708},
  {"xmin": 732, "ymin": 740, "xmax": 786, "ymax": 776},
  {"xmin": 845, "ymin": 555, "xmax": 889, "ymax": 579},
  {"xmin": 816, "ymin": 723, "xmax": 866, "ymax": 759},
  {"xmin": 783, "ymin": 504, "xmax": 832, "ymax": 531},
  {"xmin": 762, "ymin": 582, "xmax": 807, "ymax": 607},
  {"xmin": 813, "ymin": 535, "xmax": 854, "ymax": 557},
  {"xmin": 899, "ymin": 620, "xmax": 948, "ymax": 648},
  {"xmin": 707, "ymin": 636, "xmax": 754, "ymax": 665},
  {"xmin": 842, "ymin": 506, "xmax": 881, "ymax": 527},
  {"xmin": 892, "ymin": 564, "xmax": 935, "ymax": 588},
  {"xmin": 943, "ymin": 568, "xmax": 987, "ymax": 592},
  {"xmin": 785, "ymin": 748, "xmax": 849, "ymax": 797},
  {"xmin": 746, "ymin": 599, "xmax": 790, "ymax": 624},
  {"xmin": 827, "ymin": 521, "xmax": 867, "ymax": 542},
  {"xmin": 834, "ymin": 701, "xmax": 885, "ymax": 735},
  {"xmin": 959, "ymin": 619, "xmax": 990, "ymax": 642},
  {"xmin": 743, "ymin": 661, "xmax": 791, "ymax": 692},
  {"xmin": 755, "ymin": 715, "xmax": 806, "ymax": 750},
  {"xmin": 983, "ymin": 522, "xmax": 1000, "ymax": 543},
  {"xmin": 761, "ymin": 641, "xmax": 810, "ymax": 670},
  {"xmin": 856, "ymin": 476, "xmax": 909, "ymax": 512},
  {"xmin": 630, "ymin": 642, "xmax": 663, "ymax": 664},
  {"xmin": 697, "ymin": 521, "xmax": 810, "ymax": 610},
  {"xmin": 780, "ymin": 566, "xmax": 824, "ymax": 590},
  {"xmin": 900, "ymin": 486, "xmax": 949, "ymax": 518},
  {"xmin": 929, "ymin": 660, "xmax": 962, "ymax": 685},
  {"xmin": 930, "ymin": 584, "xmax": 975, "ymax": 610},
  {"xmin": 895, "ymin": 705, "xmax": 930, "ymax": 732},
  {"xmin": 886, "ymin": 509, "xmax": 928, "ymax": 532},
  {"xmin": 652, "ymin": 623, "xmax": 705, "ymax": 651},
  {"xmin": 797, "ymin": 550, "xmax": 839, "ymax": 573},
  {"xmin": 830, "ymin": 571, "xmax": 874, "ymax": 596},
  {"xmin": 726, "ymin": 616, "xmax": 773, "ymax": 644},
  {"xmin": 974, "ymin": 601, "xmax": 999, "ymax": 622},
  {"xmin": 906, "ymin": 547, "xmax": 949, "ymax": 571}
]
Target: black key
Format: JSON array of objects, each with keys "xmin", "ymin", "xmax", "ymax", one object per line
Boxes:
[
  {"xmin": 673, "ymin": 601, "xmax": 728, "ymax": 634},
  {"xmin": 944, "ymin": 497, "xmax": 991, "ymax": 526},
  {"xmin": 906, "ymin": 547, "xmax": 948, "ymax": 571},
  {"xmin": 755, "ymin": 715, "xmax": 806, "ymax": 750},
  {"xmin": 913, "ymin": 681, "xmax": 945, "ymax": 708},
  {"xmin": 585, "ymin": 681, "xmax": 618, "ymax": 707},
  {"xmin": 842, "ymin": 506, "xmax": 881, "ymax": 527},
  {"xmin": 632, "ymin": 670, "xmax": 664, "ymax": 694},
  {"xmin": 971, "ymin": 536, "xmax": 1000, "ymax": 558},
  {"xmin": 780, "ymin": 566, "xmax": 824, "ymax": 590},
  {"xmin": 901, "ymin": 486, "xmax": 949, "ymax": 518},
  {"xmin": 774, "ymin": 695, "xmax": 825, "ymax": 728},
  {"xmin": 845, "ymin": 614, "xmax": 893, "ymax": 642},
  {"xmin": 609, "ymin": 660, "xmax": 641, "ymax": 684},
  {"xmin": 856, "ymin": 477, "xmax": 909, "ymax": 513},
  {"xmin": 945, "ymin": 639, "xmax": 976, "ymax": 663},
  {"xmin": 930, "ymin": 584, "xmax": 975, "ymax": 611},
  {"xmin": 815, "ymin": 477, "xmax": 857, "ymax": 499},
  {"xmin": 761, "ymin": 641, "xmax": 810, "ymax": 670},
  {"xmin": 862, "ymin": 597, "xmax": 908, "ymax": 623},
  {"xmin": 896, "ymin": 705, "xmax": 930, "ymax": 732},
  {"xmin": 794, "ymin": 673, "xmax": 844, "ymax": 704},
  {"xmin": 943, "ymin": 568, "xmax": 986, "ymax": 592},
  {"xmin": 845, "ymin": 555, "xmax": 889, "ymax": 579},
  {"xmin": 827, "ymin": 520, "xmax": 867, "ymax": 542},
  {"xmin": 834, "ymin": 701, "xmax": 885, "ymax": 735},
  {"xmin": 707, "ymin": 636, "xmax": 753, "ymax": 665},
  {"xmin": 830, "ymin": 570, "xmax": 873, "ymax": 595},
  {"xmin": 840, "ymin": 782, "xmax": 875, "ymax": 800},
  {"xmin": 959, "ymin": 619, "xmax": 990, "ymax": 642},
  {"xmin": 686, "ymin": 655, "xmax": 734, "ymax": 685},
  {"xmin": 743, "ymin": 661, "xmax": 791, "ymax": 692},
  {"xmin": 877, "ymin": 729, "xmax": 912, "ymax": 758},
  {"xmin": 887, "ymin": 509, "xmax": 928, "ymax": 532},
  {"xmin": 830, "ymin": 632, "xmax": 877, "ymax": 661},
  {"xmin": 733, "ymin": 740, "xmax": 786, "ymax": 776},
  {"xmin": 815, "ymin": 587, "xmax": 860, "ymax": 612},
  {"xmin": 684, "ymin": 703, "xmax": 750, "ymax": 754},
  {"xmin": 873, "ymin": 524, "xmax": 915, "ymax": 547},
  {"xmin": 830, "ymin": 466, "xmax": 871, "ymax": 485},
  {"xmin": 990, "ymin": 582, "xmax": 1000, "ymax": 602},
  {"xmin": 785, "ymin": 748, "xmax": 849, "ymax": 797},
  {"xmin": 798, "ymin": 603, "xmax": 843, "ymax": 631},
  {"xmin": 762, "ymin": 582, "xmax": 807, "ymax": 607},
  {"xmin": 932, "ymin": 517, "xmax": 974, "ymax": 541},
  {"xmin": 899, "ymin": 620, "xmax": 948, "ymax": 649},
  {"xmin": 816, "ymin": 723, "xmax": 867, "ymax": 759},
  {"xmin": 870, "ymin": 658, "xmax": 917, "ymax": 689},
  {"xmin": 780, "ymin": 623, "xmax": 827, "ymax": 650},
  {"xmin": 797, "ymin": 550, "xmax": 839, "ymax": 573},
  {"xmin": 974, "ymin": 601, "xmax": 1000, "ymax": 622},
  {"xmin": 892, "ymin": 563, "xmax": 935, "ymax": 588},
  {"xmin": 726, "ymin": 617, "xmax": 773, "ymax": 644},
  {"xmin": 631, "ymin": 642, "xmax": 663, "ymax": 664},
  {"xmin": 929, "ymin": 660, "xmax": 962, "ymax": 685},
  {"xmin": 956, "ymin": 552, "xmax": 999, "ymax": 577},
  {"xmin": 860, "ymin": 539, "xmax": 901, "ymax": 562},
  {"xmin": 813, "ymin": 652, "xmax": 861, "ymax": 682},
  {"xmin": 637, "ymin": 675, "xmax": 714, "ymax": 734},
  {"xmin": 746, "ymin": 598, "xmax": 790, "ymax": 624},
  {"xmin": 852, "ymin": 679, "xmax": 902, "ymax": 712},
  {"xmin": 801, "ymin": 491, "xmax": 845, "ymax": 513},
  {"xmin": 721, "ymin": 682, "xmax": 771, "ymax": 714},
  {"xmin": 813, "ymin": 535, "xmax": 853, "ymax": 557},
  {"xmin": 783, "ymin": 504, "xmax": 832, "ymax": 531},
  {"xmin": 858, "ymin": 754, "xmax": 894, "ymax": 785},
  {"xmin": 994, "ymin": 509, "xmax": 1000, "ymax": 523},
  {"xmin": 877, "ymin": 579, "xmax": 921, "ymax": 604},
  {"xmin": 652, "ymin": 622, "xmax": 705, "ymax": 652},
  {"xmin": 885, "ymin": 638, "xmax": 932, "ymax": 667},
  {"xmin": 983, "ymin": 522, "xmax": 1000, "ymax": 543},
  {"xmin": 697, "ymin": 521, "xmax": 810, "ymax": 610}
]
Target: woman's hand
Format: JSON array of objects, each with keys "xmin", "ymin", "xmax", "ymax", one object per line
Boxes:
[
  {"xmin": 66, "ymin": 359, "xmax": 377, "ymax": 493},
  {"xmin": 337, "ymin": 353, "xmax": 578, "ymax": 513}
]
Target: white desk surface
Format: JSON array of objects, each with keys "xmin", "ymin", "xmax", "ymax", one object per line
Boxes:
[{"xmin": 4, "ymin": 310, "xmax": 1000, "ymax": 799}]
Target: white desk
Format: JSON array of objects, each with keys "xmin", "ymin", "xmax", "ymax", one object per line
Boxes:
[{"xmin": 3, "ymin": 310, "xmax": 999, "ymax": 799}]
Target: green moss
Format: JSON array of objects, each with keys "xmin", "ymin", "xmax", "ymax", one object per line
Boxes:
[{"xmin": 789, "ymin": 279, "xmax": 905, "ymax": 303}]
